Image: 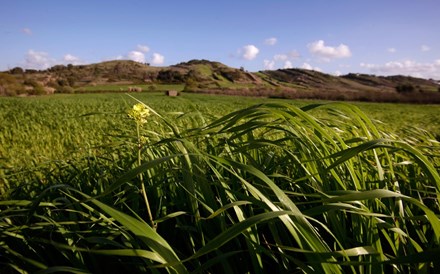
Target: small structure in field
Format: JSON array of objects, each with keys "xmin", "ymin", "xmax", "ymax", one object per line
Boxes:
[
  {"xmin": 165, "ymin": 90, "xmax": 179, "ymax": 97},
  {"xmin": 127, "ymin": 86, "xmax": 142, "ymax": 92}
]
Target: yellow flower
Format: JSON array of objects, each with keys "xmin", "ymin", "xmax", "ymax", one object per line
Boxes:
[{"xmin": 128, "ymin": 103, "xmax": 150, "ymax": 124}]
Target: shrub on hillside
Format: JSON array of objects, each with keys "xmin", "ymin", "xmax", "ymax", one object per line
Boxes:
[
  {"xmin": 56, "ymin": 86, "xmax": 74, "ymax": 94},
  {"xmin": 24, "ymin": 79, "xmax": 46, "ymax": 95},
  {"xmin": 157, "ymin": 70, "xmax": 185, "ymax": 83},
  {"xmin": 0, "ymin": 73, "xmax": 25, "ymax": 96},
  {"xmin": 185, "ymin": 69, "xmax": 206, "ymax": 82},
  {"xmin": 220, "ymin": 69, "xmax": 242, "ymax": 82},
  {"xmin": 183, "ymin": 77, "xmax": 198, "ymax": 92},
  {"xmin": 147, "ymin": 85, "xmax": 157, "ymax": 92},
  {"xmin": 395, "ymin": 84, "xmax": 416, "ymax": 93},
  {"xmin": 9, "ymin": 67, "xmax": 24, "ymax": 74},
  {"xmin": 57, "ymin": 78, "xmax": 70, "ymax": 87}
]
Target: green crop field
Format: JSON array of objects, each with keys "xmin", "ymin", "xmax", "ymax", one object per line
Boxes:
[
  {"xmin": 75, "ymin": 84, "xmax": 185, "ymax": 93},
  {"xmin": 1, "ymin": 92, "xmax": 440, "ymax": 273}
]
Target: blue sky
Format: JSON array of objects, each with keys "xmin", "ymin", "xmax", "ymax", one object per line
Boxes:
[{"xmin": 1, "ymin": 0, "xmax": 439, "ymax": 79}]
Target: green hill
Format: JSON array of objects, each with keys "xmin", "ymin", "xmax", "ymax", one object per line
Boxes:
[{"xmin": 1, "ymin": 59, "xmax": 439, "ymax": 103}]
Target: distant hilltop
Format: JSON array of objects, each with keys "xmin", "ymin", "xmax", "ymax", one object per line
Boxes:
[{"xmin": 1, "ymin": 59, "xmax": 440, "ymax": 103}]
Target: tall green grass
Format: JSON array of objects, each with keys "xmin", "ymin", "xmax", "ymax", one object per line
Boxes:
[
  {"xmin": 1, "ymin": 93, "xmax": 439, "ymax": 174},
  {"xmin": 1, "ymin": 94, "xmax": 439, "ymax": 273}
]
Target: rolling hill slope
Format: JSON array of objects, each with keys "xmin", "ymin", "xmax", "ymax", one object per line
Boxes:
[{"xmin": 1, "ymin": 59, "xmax": 439, "ymax": 103}]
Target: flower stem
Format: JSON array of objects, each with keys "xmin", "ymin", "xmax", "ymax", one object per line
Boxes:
[{"xmin": 136, "ymin": 122, "xmax": 156, "ymax": 229}]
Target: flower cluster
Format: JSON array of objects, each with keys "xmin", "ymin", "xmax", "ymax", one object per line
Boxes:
[{"xmin": 128, "ymin": 103, "xmax": 150, "ymax": 124}]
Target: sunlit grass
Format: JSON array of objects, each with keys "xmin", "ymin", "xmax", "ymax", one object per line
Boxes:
[
  {"xmin": 1, "ymin": 93, "xmax": 439, "ymax": 170},
  {"xmin": 1, "ymin": 93, "xmax": 439, "ymax": 273}
]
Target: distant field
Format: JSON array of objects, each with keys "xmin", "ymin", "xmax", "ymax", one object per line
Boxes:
[
  {"xmin": 75, "ymin": 83, "xmax": 185, "ymax": 92},
  {"xmin": 1, "ymin": 92, "xmax": 439, "ymax": 169}
]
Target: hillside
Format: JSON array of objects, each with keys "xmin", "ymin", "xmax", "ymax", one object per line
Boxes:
[{"xmin": 1, "ymin": 59, "xmax": 439, "ymax": 103}]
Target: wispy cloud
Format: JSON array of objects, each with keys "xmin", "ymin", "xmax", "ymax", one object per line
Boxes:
[
  {"xmin": 264, "ymin": 37, "xmax": 277, "ymax": 46},
  {"xmin": 25, "ymin": 49, "xmax": 55, "ymax": 69},
  {"xmin": 387, "ymin": 48, "xmax": 396, "ymax": 53},
  {"xmin": 273, "ymin": 54, "xmax": 288, "ymax": 62},
  {"xmin": 360, "ymin": 59, "xmax": 440, "ymax": 79},
  {"xmin": 24, "ymin": 50, "xmax": 84, "ymax": 69},
  {"xmin": 308, "ymin": 40, "xmax": 351, "ymax": 61},
  {"xmin": 288, "ymin": 50, "xmax": 300, "ymax": 59},
  {"xmin": 263, "ymin": 50, "xmax": 301, "ymax": 70},
  {"xmin": 421, "ymin": 45, "xmax": 431, "ymax": 52},
  {"xmin": 263, "ymin": 59, "xmax": 275, "ymax": 70},
  {"xmin": 137, "ymin": 44, "xmax": 150, "ymax": 53},
  {"xmin": 302, "ymin": 62, "xmax": 321, "ymax": 71},
  {"xmin": 63, "ymin": 54, "xmax": 82, "ymax": 65},
  {"xmin": 21, "ymin": 28, "xmax": 32, "ymax": 35}
]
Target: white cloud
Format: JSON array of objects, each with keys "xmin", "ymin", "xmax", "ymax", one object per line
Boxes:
[
  {"xmin": 263, "ymin": 50, "xmax": 300, "ymax": 70},
  {"xmin": 360, "ymin": 59, "xmax": 440, "ymax": 79},
  {"xmin": 63, "ymin": 54, "xmax": 82, "ymax": 65},
  {"xmin": 388, "ymin": 48, "xmax": 396, "ymax": 53},
  {"xmin": 240, "ymin": 45, "xmax": 259, "ymax": 60},
  {"xmin": 308, "ymin": 40, "xmax": 351, "ymax": 61},
  {"xmin": 125, "ymin": 46, "xmax": 163, "ymax": 65},
  {"xmin": 25, "ymin": 49, "xmax": 56, "ymax": 69},
  {"xmin": 23, "ymin": 49, "xmax": 86, "ymax": 69},
  {"xmin": 283, "ymin": 61, "xmax": 293, "ymax": 69},
  {"xmin": 22, "ymin": 28, "xmax": 32, "ymax": 35},
  {"xmin": 421, "ymin": 45, "xmax": 431, "ymax": 52},
  {"xmin": 151, "ymin": 53, "xmax": 164, "ymax": 65},
  {"xmin": 263, "ymin": 59, "xmax": 275, "ymax": 70},
  {"xmin": 265, "ymin": 37, "xmax": 277, "ymax": 46},
  {"xmin": 302, "ymin": 63, "xmax": 313, "ymax": 70},
  {"xmin": 137, "ymin": 44, "xmax": 150, "ymax": 53},
  {"xmin": 302, "ymin": 62, "xmax": 321, "ymax": 71},
  {"xmin": 127, "ymin": 51, "xmax": 145, "ymax": 63},
  {"xmin": 273, "ymin": 54, "xmax": 288, "ymax": 62}
]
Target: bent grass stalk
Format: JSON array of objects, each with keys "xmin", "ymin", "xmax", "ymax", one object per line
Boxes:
[{"xmin": 1, "ymin": 98, "xmax": 439, "ymax": 273}]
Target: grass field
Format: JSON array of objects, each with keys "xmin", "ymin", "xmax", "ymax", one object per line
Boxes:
[
  {"xmin": 1, "ymin": 92, "xmax": 440, "ymax": 273},
  {"xmin": 1, "ymin": 92, "xmax": 439, "ymax": 169},
  {"xmin": 75, "ymin": 84, "xmax": 185, "ymax": 93}
]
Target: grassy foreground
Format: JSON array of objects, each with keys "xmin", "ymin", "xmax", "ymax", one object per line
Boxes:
[{"xmin": 1, "ymin": 93, "xmax": 440, "ymax": 273}]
